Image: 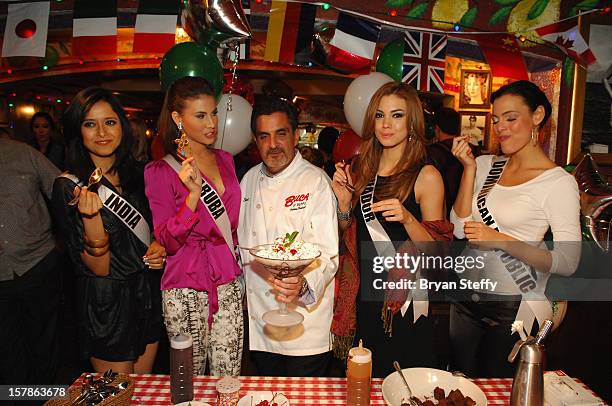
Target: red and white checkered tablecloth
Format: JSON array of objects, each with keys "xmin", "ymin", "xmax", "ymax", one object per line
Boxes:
[
  {"xmin": 72, "ymin": 372, "xmax": 604, "ymax": 405},
  {"xmin": 122, "ymin": 374, "xmax": 512, "ymax": 405}
]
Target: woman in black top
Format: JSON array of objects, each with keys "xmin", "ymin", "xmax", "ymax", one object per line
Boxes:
[
  {"xmin": 331, "ymin": 82, "xmax": 452, "ymax": 377},
  {"xmin": 30, "ymin": 112, "xmax": 65, "ymax": 170},
  {"xmin": 51, "ymin": 88, "xmax": 165, "ymax": 373}
]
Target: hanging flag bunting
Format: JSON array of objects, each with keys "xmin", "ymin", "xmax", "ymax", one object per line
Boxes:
[
  {"xmin": 133, "ymin": 0, "xmax": 180, "ymax": 54},
  {"xmin": 2, "ymin": 2, "xmax": 50, "ymax": 57},
  {"xmin": 402, "ymin": 31, "xmax": 447, "ymax": 93},
  {"xmin": 473, "ymin": 34, "xmax": 529, "ymax": 80},
  {"xmin": 72, "ymin": 0, "xmax": 117, "ymax": 56},
  {"xmin": 535, "ymin": 18, "xmax": 597, "ymax": 67},
  {"xmin": 263, "ymin": 1, "xmax": 316, "ymax": 65},
  {"xmin": 328, "ymin": 12, "xmax": 380, "ymax": 73},
  {"xmin": 239, "ymin": 0, "xmax": 251, "ymax": 60}
]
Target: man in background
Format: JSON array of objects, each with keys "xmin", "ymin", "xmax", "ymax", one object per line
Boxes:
[
  {"xmin": 316, "ymin": 126, "xmax": 339, "ymax": 179},
  {"xmin": 427, "ymin": 107, "xmax": 477, "ymax": 218},
  {"xmin": 0, "ymin": 138, "xmax": 61, "ymax": 387}
]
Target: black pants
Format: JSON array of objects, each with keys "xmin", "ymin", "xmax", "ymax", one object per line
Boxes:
[
  {"xmin": 250, "ymin": 350, "xmax": 332, "ymax": 377},
  {"xmin": 0, "ymin": 249, "xmax": 61, "ymax": 385},
  {"xmin": 449, "ymin": 299, "xmax": 526, "ymax": 378}
]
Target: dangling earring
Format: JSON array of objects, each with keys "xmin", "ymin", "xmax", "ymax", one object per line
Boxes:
[
  {"xmin": 409, "ymin": 126, "xmax": 415, "ymax": 142},
  {"xmin": 174, "ymin": 121, "xmax": 190, "ymax": 159},
  {"xmin": 531, "ymin": 127, "xmax": 539, "ymax": 145}
]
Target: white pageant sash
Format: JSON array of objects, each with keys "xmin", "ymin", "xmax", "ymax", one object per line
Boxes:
[
  {"xmin": 59, "ymin": 173, "xmax": 151, "ymax": 246},
  {"xmin": 360, "ymin": 177, "xmax": 428, "ymax": 322},
  {"xmin": 477, "ymin": 155, "xmax": 552, "ymax": 333},
  {"xmin": 163, "ymin": 155, "xmax": 237, "ymax": 260}
]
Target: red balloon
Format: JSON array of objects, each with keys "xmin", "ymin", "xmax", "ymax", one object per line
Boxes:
[
  {"xmin": 16, "ymin": 19, "xmax": 36, "ymax": 39},
  {"xmin": 332, "ymin": 130, "xmax": 362, "ymax": 163}
]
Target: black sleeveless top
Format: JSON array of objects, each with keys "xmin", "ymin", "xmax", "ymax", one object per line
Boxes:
[
  {"xmin": 354, "ymin": 175, "xmax": 422, "ymax": 243},
  {"xmin": 352, "ymin": 175, "xmax": 438, "ymax": 377}
]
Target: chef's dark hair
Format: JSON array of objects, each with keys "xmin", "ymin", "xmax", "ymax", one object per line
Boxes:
[
  {"xmin": 491, "ymin": 80, "xmax": 552, "ymax": 129},
  {"xmin": 250, "ymin": 97, "xmax": 298, "ymax": 136}
]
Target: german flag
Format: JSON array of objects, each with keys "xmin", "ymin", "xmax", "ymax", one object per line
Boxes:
[{"xmin": 264, "ymin": 1, "xmax": 316, "ymax": 65}]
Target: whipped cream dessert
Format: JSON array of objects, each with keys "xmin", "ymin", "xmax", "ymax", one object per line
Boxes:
[{"xmin": 256, "ymin": 232, "xmax": 319, "ymax": 260}]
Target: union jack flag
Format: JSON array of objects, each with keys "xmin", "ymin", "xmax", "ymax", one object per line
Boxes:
[{"xmin": 402, "ymin": 31, "xmax": 447, "ymax": 93}]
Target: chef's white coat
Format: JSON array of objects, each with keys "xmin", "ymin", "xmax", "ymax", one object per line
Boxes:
[{"xmin": 238, "ymin": 152, "xmax": 339, "ymax": 356}]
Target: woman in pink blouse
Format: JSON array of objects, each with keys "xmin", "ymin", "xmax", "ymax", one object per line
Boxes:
[{"xmin": 144, "ymin": 77, "xmax": 243, "ymax": 375}]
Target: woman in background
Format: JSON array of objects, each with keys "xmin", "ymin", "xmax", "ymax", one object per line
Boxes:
[
  {"xmin": 145, "ymin": 76, "xmax": 243, "ymax": 376},
  {"xmin": 130, "ymin": 117, "xmax": 150, "ymax": 163},
  {"xmin": 52, "ymin": 88, "xmax": 164, "ymax": 373},
  {"xmin": 30, "ymin": 112, "xmax": 64, "ymax": 169}
]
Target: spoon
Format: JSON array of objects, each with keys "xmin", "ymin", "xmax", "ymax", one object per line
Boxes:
[
  {"xmin": 68, "ymin": 168, "xmax": 103, "ymax": 206},
  {"xmin": 393, "ymin": 361, "xmax": 418, "ymax": 406}
]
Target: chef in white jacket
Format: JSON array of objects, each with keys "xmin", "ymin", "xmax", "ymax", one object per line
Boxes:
[{"xmin": 238, "ymin": 98, "xmax": 339, "ymax": 377}]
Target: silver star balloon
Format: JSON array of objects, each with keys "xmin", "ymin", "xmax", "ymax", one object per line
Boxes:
[
  {"xmin": 573, "ymin": 153, "xmax": 612, "ymax": 252},
  {"xmin": 182, "ymin": 0, "xmax": 251, "ymax": 47}
]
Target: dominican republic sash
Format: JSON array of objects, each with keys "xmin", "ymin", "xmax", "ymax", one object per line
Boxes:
[
  {"xmin": 360, "ymin": 176, "xmax": 428, "ymax": 323},
  {"xmin": 163, "ymin": 155, "xmax": 237, "ymax": 260},
  {"xmin": 477, "ymin": 155, "xmax": 553, "ymax": 333},
  {"xmin": 59, "ymin": 173, "xmax": 151, "ymax": 247}
]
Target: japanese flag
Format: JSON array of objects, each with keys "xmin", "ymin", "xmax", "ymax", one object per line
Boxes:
[{"xmin": 1, "ymin": 2, "xmax": 50, "ymax": 57}]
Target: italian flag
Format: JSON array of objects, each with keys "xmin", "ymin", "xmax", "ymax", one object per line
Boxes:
[
  {"xmin": 72, "ymin": 0, "xmax": 117, "ymax": 56},
  {"xmin": 133, "ymin": 0, "xmax": 180, "ymax": 54}
]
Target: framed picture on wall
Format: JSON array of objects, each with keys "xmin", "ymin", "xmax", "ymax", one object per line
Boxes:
[
  {"xmin": 459, "ymin": 69, "xmax": 492, "ymax": 109},
  {"xmin": 460, "ymin": 111, "xmax": 490, "ymax": 148}
]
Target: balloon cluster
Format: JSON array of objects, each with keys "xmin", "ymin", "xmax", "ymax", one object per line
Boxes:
[
  {"xmin": 160, "ymin": 0, "xmax": 251, "ymax": 95},
  {"xmin": 159, "ymin": 0, "xmax": 253, "ymax": 155}
]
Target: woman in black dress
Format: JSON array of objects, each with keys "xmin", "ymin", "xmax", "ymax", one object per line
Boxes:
[
  {"xmin": 52, "ymin": 88, "xmax": 165, "ymax": 373},
  {"xmin": 331, "ymin": 82, "xmax": 453, "ymax": 377}
]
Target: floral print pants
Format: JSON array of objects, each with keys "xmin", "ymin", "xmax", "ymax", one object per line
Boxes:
[{"xmin": 162, "ymin": 278, "xmax": 243, "ymax": 376}]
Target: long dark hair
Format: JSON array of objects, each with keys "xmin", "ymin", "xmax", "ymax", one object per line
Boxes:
[
  {"xmin": 30, "ymin": 111, "xmax": 56, "ymax": 132},
  {"xmin": 353, "ymin": 82, "xmax": 427, "ymax": 203},
  {"xmin": 62, "ymin": 87, "xmax": 140, "ymax": 193},
  {"xmin": 30, "ymin": 111, "xmax": 59, "ymax": 146},
  {"xmin": 158, "ymin": 76, "xmax": 216, "ymax": 154}
]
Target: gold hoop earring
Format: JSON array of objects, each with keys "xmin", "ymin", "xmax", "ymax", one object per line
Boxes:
[{"xmin": 174, "ymin": 121, "xmax": 190, "ymax": 159}]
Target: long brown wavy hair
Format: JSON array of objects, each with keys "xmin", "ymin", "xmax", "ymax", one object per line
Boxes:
[{"xmin": 352, "ymin": 82, "xmax": 427, "ymax": 203}]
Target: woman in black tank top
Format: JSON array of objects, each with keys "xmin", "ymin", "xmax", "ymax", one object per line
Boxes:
[{"xmin": 331, "ymin": 82, "xmax": 452, "ymax": 378}]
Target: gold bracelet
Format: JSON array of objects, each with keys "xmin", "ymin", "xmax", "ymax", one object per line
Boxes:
[
  {"xmin": 84, "ymin": 244, "xmax": 110, "ymax": 257},
  {"xmin": 84, "ymin": 232, "xmax": 109, "ymax": 248}
]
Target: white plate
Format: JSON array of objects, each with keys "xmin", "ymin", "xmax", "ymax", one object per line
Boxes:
[
  {"xmin": 382, "ymin": 368, "xmax": 487, "ymax": 406},
  {"xmin": 238, "ymin": 391, "xmax": 290, "ymax": 406},
  {"xmin": 174, "ymin": 402, "xmax": 211, "ymax": 406}
]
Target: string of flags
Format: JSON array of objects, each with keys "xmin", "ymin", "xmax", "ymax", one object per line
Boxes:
[{"xmin": 1, "ymin": 0, "xmax": 600, "ymax": 83}]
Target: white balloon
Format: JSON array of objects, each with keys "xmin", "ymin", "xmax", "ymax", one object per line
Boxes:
[
  {"xmin": 214, "ymin": 94, "xmax": 253, "ymax": 155},
  {"xmin": 343, "ymin": 72, "xmax": 394, "ymax": 136}
]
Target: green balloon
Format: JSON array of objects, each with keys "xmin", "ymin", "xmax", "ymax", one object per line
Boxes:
[
  {"xmin": 376, "ymin": 38, "xmax": 405, "ymax": 82},
  {"xmin": 159, "ymin": 42, "xmax": 224, "ymax": 99}
]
